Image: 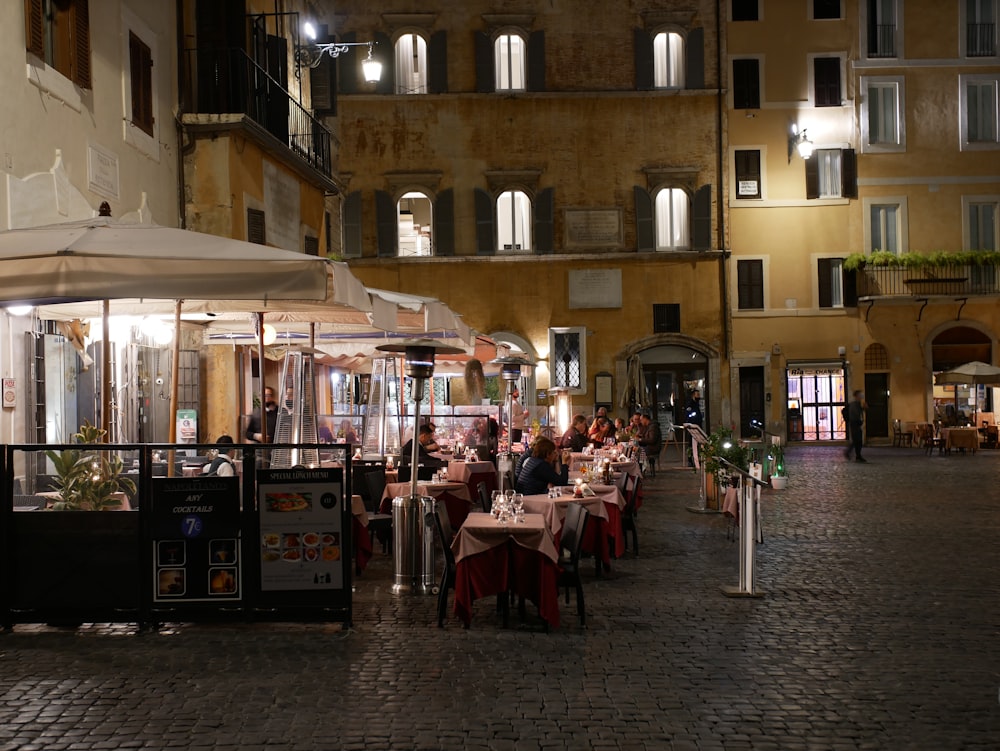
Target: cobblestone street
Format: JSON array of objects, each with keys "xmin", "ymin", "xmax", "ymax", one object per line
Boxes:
[{"xmin": 0, "ymin": 446, "xmax": 998, "ymax": 750}]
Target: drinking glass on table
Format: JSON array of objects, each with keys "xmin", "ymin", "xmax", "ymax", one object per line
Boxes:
[{"xmin": 513, "ymin": 492, "xmax": 525, "ymax": 522}]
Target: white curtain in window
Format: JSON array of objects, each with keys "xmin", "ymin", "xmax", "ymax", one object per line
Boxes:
[
  {"xmin": 497, "ymin": 190, "xmax": 531, "ymax": 252},
  {"xmin": 967, "ymin": 80, "xmax": 997, "ymax": 142},
  {"xmin": 871, "ymin": 205, "xmax": 898, "ymax": 252},
  {"xmin": 816, "ymin": 149, "xmax": 842, "ymax": 198},
  {"xmin": 395, "ymin": 33, "xmax": 427, "ymax": 94},
  {"xmin": 868, "ymin": 83, "xmax": 898, "ymax": 143},
  {"xmin": 653, "ymin": 32, "xmax": 685, "ymax": 89},
  {"xmin": 495, "ymin": 34, "xmax": 526, "ymax": 91},
  {"xmin": 655, "ymin": 188, "xmax": 689, "ymax": 249},
  {"xmin": 970, "ymin": 202, "xmax": 997, "ymax": 250},
  {"xmin": 830, "ymin": 259, "xmax": 844, "ymax": 307}
]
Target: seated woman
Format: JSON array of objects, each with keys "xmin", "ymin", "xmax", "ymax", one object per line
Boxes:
[
  {"xmin": 588, "ymin": 416, "xmax": 614, "ymax": 447},
  {"xmin": 515, "ymin": 437, "xmax": 568, "ymax": 496}
]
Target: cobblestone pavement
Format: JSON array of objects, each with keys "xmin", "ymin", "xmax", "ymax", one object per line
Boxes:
[{"xmin": 0, "ymin": 446, "xmax": 998, "ymax": 750}]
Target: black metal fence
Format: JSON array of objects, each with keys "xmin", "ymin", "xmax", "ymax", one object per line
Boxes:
[{"xmin": 855, "ymin": 264, "xmax": 1000, "ymax": 298}]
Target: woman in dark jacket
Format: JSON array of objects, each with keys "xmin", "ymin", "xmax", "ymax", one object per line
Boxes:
[{"xmin": 515, "ymin": 437, "xmax": 569, "ymax": 495}]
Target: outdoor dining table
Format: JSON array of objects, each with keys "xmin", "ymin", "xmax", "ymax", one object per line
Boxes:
[
  {"xmin": 451, "ymin": 512, "xmax": 560, "ymax": 628},
  {"xmin": 543, "ymin": 479, "xmax": 627, "ymax": 564},
  {"xmin": 381, "ymin": 480, "xmax": 475, "ymax": 528},
  {"xmin": 941, "ymin": 427, "xmax": 980, "ymax": 453},
  {"xmin": 446, "ymin": 459, "xmax": 498, "ymax": 499}
]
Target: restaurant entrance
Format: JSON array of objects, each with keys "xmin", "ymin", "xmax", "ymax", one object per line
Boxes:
[
  {"xmin": 785, "ymin": 362, "xmax": 847, "ymax": 441},
  {"xmin": 639, "ymin": 345, "xmax": 708, "ymax": 439}
]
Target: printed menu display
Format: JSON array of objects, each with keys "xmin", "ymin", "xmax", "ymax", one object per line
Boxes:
[
  {"xmin": 258, "ymin": 468, "xmax": 345, "ymax": 592},
  {"xmin": 150, "ymin": 476, "xmax": 242, "ymax": 603}
]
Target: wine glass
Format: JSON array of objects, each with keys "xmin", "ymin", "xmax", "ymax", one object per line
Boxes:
[
  {"xmin": 513, "ymin": 492, "xmax": 525, "ymax": 522},
  {"xmin": 491, "ymin": 490, "xmax": 502, "ymax": 517}
]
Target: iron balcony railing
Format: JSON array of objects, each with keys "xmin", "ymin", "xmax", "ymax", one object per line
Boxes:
[
  {"xmin": 967, "ymin": 23, "xmax": 997, "ymax": 57},
  {"xmin": 185, "ymin": 48, "xmax": 332, "ymax": 178},
  {"xmin": 855, "ymin": 263, "xmax": 1000, "ymax": 298}
]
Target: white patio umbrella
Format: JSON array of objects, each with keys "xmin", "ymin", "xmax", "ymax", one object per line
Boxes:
[
  {"xmin": 0, "ymin": 216, "xmax": 361, "ymax": 442},
  {"xmin": 934, "ymin": 361, "xmax": 1000, "ymax": 424}
]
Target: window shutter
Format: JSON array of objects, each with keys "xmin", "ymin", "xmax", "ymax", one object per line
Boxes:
[
  {"xmin": 474, "ymin": 32, "xmax": 495, "ymax": 93},
  {"xmin": 375, "ymin": 190, "xmax": 396, "ymax": 257},
  {"xmin": 343, "ymin": 191, "xmax": 362, "ymax": 257},
  {"xmin": 634, "ymin": 28, "xmax": 654, "ymax": 91},
  {"xmin": 73, "ymin": 0, "xmax": 92, "ymax": 89},
  {"xmin": 429, "ymin": 30, "xmax": 447, "ymax": 94},
  {"xmin": 338, "ymin": 31, "xmax": 358, "ymax": 94},
  {"xmin": 814, "ymin": 57, "xmax": 840, "ymax": 106},
  {"xmin": 805, "ymin": 156, "xmax": 820, "ymax": 199},
  {"xmin": 818, "ymin": 259, "xmax": 833, "ymax": 307},
  {"xmin": 733, "ymin": 59, "xmax": 760, "ymax": 108},
  {"xmin": 534, "ymin": 187, "xmax": 554, "ymax": 254},
  {"xmin": 634, "ymin": 186, "xmax": 654, "ymax": 252},
  {"xmin": 653, "ymin": 304, "xmax": 681, "ymax": 333},
  {"xmin": 129, "ymin": 32, "xmax": 154, "ymax": 136},
  {"xmin": 374, "ymin": 32, "xmax": 393, "ymax": 95},
  {"xmin": 841, "ymin": 148, "xmax": 858, "ymax": 198},
  {"xmin": 310, "ymin": 51, "xmax": 336, "ymax": 115},
  {"xmin": 843, "ymin": 266, "xmax": 858, "ymax": 307},
  {"xmin": 25, "ymin": 0, "xmax": 44, "ymax": 59},
  {"xmin": 474, "ymin": 188, "xmax": 495, "ymax": 255},
  {"xmin": 692, "ymin": 185, "xmax": 712, "ymax": 250},
  {"xmin": 304, "ymin": 235, "xmax": 319, "ymax": 256},
  {"xmin": 735, "ymin": 150, "xmax": 761, "ymax": 198},
  {"xmin": 247, "ymin": 209, "xmax": 266, "ymax": 245},
  {"xmin": 527, "ymin": 31, "xmax": 546, "ymax": 92},
  {"xmin": 685, "ymin": 27, "xmax": 704, "ymax": 90},
  {"xmin": 433, "ymin": 188, "xmax": 454, "ymax": 256}
]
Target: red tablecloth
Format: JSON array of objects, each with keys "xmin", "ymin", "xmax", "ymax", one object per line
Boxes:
[{"xmin": 452, "ymin": 513, "xmax": 560, "ymax": 628}]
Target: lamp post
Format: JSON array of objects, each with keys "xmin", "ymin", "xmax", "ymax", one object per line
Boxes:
[
  {"xmin": 376, "ymin": 338, "xmax": 463, "ymax": 595},
  {"xmin": 490, "ymin": 355, "xmax": 536, "ymax": 493},
  {"xmin": 295, "ymin": 39, "xmax": 382, "ymax": 83}
]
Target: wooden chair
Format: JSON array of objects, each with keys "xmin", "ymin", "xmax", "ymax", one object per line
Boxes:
[
  {"xmin": 428, "ymin": 504, "xmax": 459, "ymax": 628},
  {"xmin": 557, "ymin": 502, "xmax": 591, "ymax": 626},
  {"xmin": 622, "ymin": 476, "xmax": 641, "ymax": 555},
  {"xmin": 892, "ymin": 420, "xmax": 913, "ymax": 447},
  {"xmin": 477, "ymin": 481, "xmax": 491, "ymax": 513}
]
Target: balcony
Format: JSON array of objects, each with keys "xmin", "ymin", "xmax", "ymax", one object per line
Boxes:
[
  {"xmin": 855, "ymin": 263, "xmax": 1000, "ymax": 299},
  {"xmin": 184, "ymin": 48, "xmax": 332, "ymax": 179},
  {"xmin": 967, "ymin": 23, "xmax": 997, "ymax": 57}
]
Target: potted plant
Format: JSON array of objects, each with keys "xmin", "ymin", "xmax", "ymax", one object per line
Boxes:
[
  {"xmin": 44, "ymin": 421, "xmax": 136, "ymax": 510},
  {"xmin": 699, "ymin": 426, "xmax": 750, "ymax": 504},
  {"xmin": 768, "ymin": 441, "xmax": 788, "ymax": 489}
]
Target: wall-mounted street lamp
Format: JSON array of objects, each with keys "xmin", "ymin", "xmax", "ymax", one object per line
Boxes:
[
  {"xmin": 788, "ymin": 125, "xmax": 814, "ymax": 163},
  {"xmin": 376, "ymin": 338, "xmax": 464, "ymax": 596},
  {"xmin": 296, "ymin": 23, "xmax": 382, "ymax": 83}
]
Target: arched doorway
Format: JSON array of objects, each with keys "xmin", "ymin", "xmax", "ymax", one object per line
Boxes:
[
  {"xmin": 638, "ymin": 345, "xmax": 708, "ymax": 437},
  {"xmin": 931, "ymin": 325, "xmax": 994, "ymax": 425}
]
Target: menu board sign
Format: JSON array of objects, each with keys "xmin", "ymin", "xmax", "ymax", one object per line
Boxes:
[
  {"xmin": 257, "ymin": 468, "xmax": 345, "ymax": 592},
  {"xmin": 150, "ymin": 477, "xmax": 242, "ymax": 603}
]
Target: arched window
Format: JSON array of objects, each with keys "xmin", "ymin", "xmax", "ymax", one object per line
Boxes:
[
  {"xmin": 655, "ymin": 188, "xmax": 689, "ymax": 249},
  {"xmin": 395, "ymin": 33, "xmax": 427, "ymax": 94},
  {"xmin": 397, "ymin": 192, "xmax": 433, "ymax": 257},
  {"xmin": 497, "ymin": 190, "xmax": 532, "ymax": 253},
  {"xmin": 653, "ymin": 31, "xmax": 685, "ymax": 89},
  {"xmin": 495, "ymin": 33, "xmax": 526, "ymax": 91}
]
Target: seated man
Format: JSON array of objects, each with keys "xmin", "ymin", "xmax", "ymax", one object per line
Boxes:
[
  {"xmin": 204, "ymin": 435, "xmax": 236, "ymax": 477},
  {"xmin": 515, "ymin": 437, "xmax": 569, "ymax": 496},
  {"xmin": 636, "ymin": 411, "xmax": 662, "ymax": 459},
  {"xmin": 399, "ymin": 424, "xmax": 446, "ymax": 469},
  {"xmin": 560, "ymin": 413, "xmax": 589, "ymax": 452}
]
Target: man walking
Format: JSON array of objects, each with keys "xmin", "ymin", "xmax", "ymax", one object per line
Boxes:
[{"xmin": 845, "ymin": 390, "xmax": 867, "ymax": 462}]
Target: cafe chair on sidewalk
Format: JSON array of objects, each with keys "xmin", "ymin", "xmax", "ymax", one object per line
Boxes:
[
  {"xmin": 363, "ymin": 468, "xmax": 393, "ymax": 554},
  {"xmin": 622, "ymin": 476, "xmax": 641, "ymax": 555},
  {"xmin": 429, "ymin": 504, "xmax": 461, "ymax": 628},
  {"xmin": 557, "ymin": 502, "xmax": 591, "ymax": 626},
  {"xmin": 892, "ymin": 420, "xmax": 913, "ymax": 447},
  {"xmin": 477, "ymin": 481, "xmax": 491, "ymax": 513}
]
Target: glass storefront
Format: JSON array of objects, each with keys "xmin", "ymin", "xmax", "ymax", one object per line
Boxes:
[{"xmin": 786, "ymin": 363, "xmax": 847, "ymax": 441}]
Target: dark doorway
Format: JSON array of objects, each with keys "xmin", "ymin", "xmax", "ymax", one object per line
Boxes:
[
  {"xmin": 738, "ymin": 366, "xmax": 765, "ymax": 438},
  {"xmin": 864, "ymin": 372, "xmax": 889, "ymax": 439}
]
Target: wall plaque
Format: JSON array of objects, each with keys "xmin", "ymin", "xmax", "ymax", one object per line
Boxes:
[
  {"xmin": 568, "ymin": 268, "xmax": 622, "ymax": 309},
  {"xmin": 564, "ymin": 208, "xmax": 623, "ymax": 248}
]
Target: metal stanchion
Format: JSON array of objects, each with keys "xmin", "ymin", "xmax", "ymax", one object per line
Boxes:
[
  {"xmin": 684, "ymin": 423, "xmax": 719, "ymax": 514},
  {"xmin": 718, "ymin": 458, "xmax": 769, "ymax": 598}
]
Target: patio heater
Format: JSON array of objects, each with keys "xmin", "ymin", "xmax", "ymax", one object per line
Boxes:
[
  {"xmin": 491, "ymin": 354, "xmax": 536, "ymax": 493},
  {"xmin": 376, "ymin": 338, "xmax": 463, "ymax": 595}
]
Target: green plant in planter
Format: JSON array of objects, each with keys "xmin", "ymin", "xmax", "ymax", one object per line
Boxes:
[
  {"xmin": 768, "ymin": 442, "xmax": 788, "ymax": 478},
  {"xmin": 44, "ymin": 421, "xmax": 136, "ymax": 511},
  {"xmin": 700, "ymin": 426, "xmax": 750, "ymax": 487}
]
